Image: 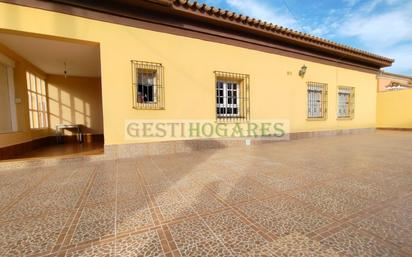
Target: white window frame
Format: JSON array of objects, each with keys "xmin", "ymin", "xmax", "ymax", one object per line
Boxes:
[
  {"xmin": 307, "ymin": 82, "xmax": 328, "ymax": 120},
  {"xmin": 216, "ymin": 81, "xmax": 240, "ymax": 117},
  {"xmin": 0, "ymin": 53, "xmax": 17, "ymax": 133},
  {"xmin": 337, "ymin": 86, "xmax": 355, "ymax": 119},
  {"xmin": 26, "ymin": 72, "xmax": 48, "ymax": 130}
]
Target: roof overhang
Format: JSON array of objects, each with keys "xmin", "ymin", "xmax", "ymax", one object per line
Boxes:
[{"xmin": 8, "ymin": 0, "xmax": 394, "ymax": 71}]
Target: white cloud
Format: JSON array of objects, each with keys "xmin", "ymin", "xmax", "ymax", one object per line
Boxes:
[
  {"xmin": 202, "ymin": 0, "xmax": 411, "ymax": 74},
  {"xmin": 334, "ymin": 0, "xmax": 412, "ymax": 74},
  {"xmin": 224, "ymin": 0, "xmax": 297, "ymax": 28},
  {"xmin": 343, "ymin": 0, "xmax": 359, "ymax": 7},
  {"xmin": 339, "ymin": 7, "xmax": 412, "ymax": 48},
  {"xmin": 380, "ymin": 44, "xmax": 412, "ymax": 74},
  {"xmin": 360, "ymin": 0, "xmax": 404, "ymax": 12}
]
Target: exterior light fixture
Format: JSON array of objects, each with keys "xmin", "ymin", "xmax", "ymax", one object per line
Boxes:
[
  {"xmin": 64, "ymin": 62, "xmax": 68, "ymax": 78},
  {"xmin": 299, "ymin": 64, "xmax": 307, "ymax": 77}
]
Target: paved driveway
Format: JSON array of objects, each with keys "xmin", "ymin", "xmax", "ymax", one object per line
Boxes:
[{"xmin": 0, "ymin": 131, "xmax": 411, "ymax": 257}]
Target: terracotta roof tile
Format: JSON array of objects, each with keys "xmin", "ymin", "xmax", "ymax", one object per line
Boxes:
[{"xmin": 171, "ymin": 0, "xmax": 393, "ymax": 66}]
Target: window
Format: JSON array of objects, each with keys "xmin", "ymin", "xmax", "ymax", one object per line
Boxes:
[
  {"xmin": 215, "ymin": 71, "xmax": 249, "ymax": 122},
  {"xmin": 26, "ymin": 72, "xmax": 48, "ymax": 129},
  {"xmin": 307, "ymin": 82, "xmax": 328, "ymax": 119},
  {"xmin": 0, "ymin": 60, "xmax": 16, "ymax": 133},
  {"xmin": 132, "ymin": 60, "xmax": 164, "ymax": 109},
  {"xmin": 337, "ymin": 86, "xmax": 355, "ymax": 119}
]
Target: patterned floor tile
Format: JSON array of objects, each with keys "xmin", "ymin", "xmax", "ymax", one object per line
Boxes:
[
  {"xmin": 116, "ymin": 184, "xmax": 146, "ymax": 202},
  {"xmin": 152, "ymin": 190, "xmax": 185, "ymax": 207},
  {"xmin": 116, "ymin": 230, "xmax": 165, "ymax": 257},
  {"xmin": 319, "ymin": 225, "xmax": 404, "ymax": 257},
  {"xmin": 217, "ymin": 225, "xmax": 269, "ymax": 256},
  {"xmin": 184, "ymin": 193, "xmax": 226, "ymax": 214},
  {"xmin": 0, "ymin": 190, "xmax": 81, "ymax": 221},
  {"xmin": 1, "ymin": 132, "xmax": 412, "ymax": 256},
  {"xmin": 157, "ymin": 202, "xmax": 197, "ymax": 221},
  {"xmin": 203, "ymin": 210, "xmax": 251, "ymax": 236},
  {"xmin": 354, "ymin": 215, "xmax": 412, "ymax": 252},
  {"xmin": 326, "ymin": 177, "xmax": 398, "ymax": 202},
  {"xmin": 70, "ymin": 203, "xmax": 116, "ymax": 244},
  {"xmin": 240, "ymin": 197, "xmax": 334, "ymax": 236},
  {"xmin": 0, "ymin": 184, "xmax": 28, "ymax": 208},
  {"xmin": 267, "ymin": 232, "xmax": 340, "ymax": 257},
  {"xmin": 0, "ymin": 212, "xmax": 69, "ymax": 257},
  {"xmin": 177, "ymin": 239, "xmax": 233, "ymax": 257},
  {"xmin": 290, "ymin": 185, "xmax": 373, "ymax": 219},
  {"xmin": 169, "ymin": 217, "xmax": 216, "ymax": 246},
  {"xmin": 116, "ymin": 200, "xmax": 154, "ymax": 234},
  {"xmin": 65, "ymin": 240, "xmax": 115, "ymax": 257},
  {"xmin": 145, "ymin": 183, "xmax": 173, "ymax": 195},
  {"xmin": 265, "ymin": 176, "xmax": 310, "ymax": 192},
  {"xmin": 373, "ymin": 206, "xmax": 412, "ymax": 232},
  {"xmin": 85, "ymin": 183, "xmax": 116, "ymax": 206}
]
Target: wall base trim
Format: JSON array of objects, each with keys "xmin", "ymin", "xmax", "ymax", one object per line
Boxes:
[
  {"xmin": 377, "ymin": 127, "xmax": 412, "ymax": 131},
  {"xmin": 0, "ymin": 128, "xmax": 374, "ymax": 169},
  {"xmin": 105, "ymin": 128, "xmax": 376, "ymax": 160}
]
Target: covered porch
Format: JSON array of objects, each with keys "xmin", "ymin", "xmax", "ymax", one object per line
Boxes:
[{"xmin": 0, "ymin": 30, "xmax": 104, "ymax": 161}]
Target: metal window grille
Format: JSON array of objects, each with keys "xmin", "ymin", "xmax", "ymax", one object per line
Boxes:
[
  {"xmin": 214, "ymin": 71, "xmax": 250, "ymax": 122},
  {"xmin": 307, "ymin": 82, "xmax": 328, "ymax": 119},
  {"xmin": 131, "ymin": 60, "xmax": 164, "ymax": 110},
  {"xmin": 337, "ymin": 86, "xmax": 355, "ymax": 118}
]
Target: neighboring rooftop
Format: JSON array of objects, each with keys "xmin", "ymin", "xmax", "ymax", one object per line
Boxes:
[
  {"xmin": 377, "ymin": 71, "xmax": 412, "ymax": 92},
  {"xmin": 378, "ymin": 71, "xmax": 412, "ymax": 80}
]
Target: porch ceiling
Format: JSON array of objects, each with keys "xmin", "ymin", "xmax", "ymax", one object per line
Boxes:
[{"xmin": 0, "ymin": 32, "xmax": 100, "ymax": 77}]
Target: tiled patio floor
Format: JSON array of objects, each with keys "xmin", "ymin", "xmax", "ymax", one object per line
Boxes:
[{"xmin": 0, "ymin": 131, "xmax": 411, "ymax": 257}]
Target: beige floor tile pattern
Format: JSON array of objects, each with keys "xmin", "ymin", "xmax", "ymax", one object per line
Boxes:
[{"xmin": 0, "ymin": 131, "xmax": 411, "ymax": 256}]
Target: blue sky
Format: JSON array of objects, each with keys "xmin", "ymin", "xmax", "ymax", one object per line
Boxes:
[{"xmin": 202, "ymin": 0, "xmax": 412, "ymax": 75}]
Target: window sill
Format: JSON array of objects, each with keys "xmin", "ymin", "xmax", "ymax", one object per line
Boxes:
[
  {"xmin": 216, "ymin": 117, "xmax": 248, "ymax": 123},
  {"xmin": 133, "ymin": 106, "xmax": 165, "ymax": 110},
  {"xmin": 306, "ymin": 117, "xmax": 327, "ymax": 121},
  {"xmin": 337, "ymin": 117, "xmax": 354, "ymax": 120}
]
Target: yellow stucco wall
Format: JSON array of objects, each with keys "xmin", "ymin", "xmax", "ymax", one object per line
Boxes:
[
  {"xmin": 0, "ymin": 41, "xmax": 50, "ymax": 148},
  {"xmin": 0, "ymin": 2, "xmax": 378, "ymax": 146},
  {"xmin": 47, "ymin": 75, "xmax": 103, "ymax": 135},
  {"xmin": 377, "ymin": 90, "xmax": 412, "ymax": 128}
]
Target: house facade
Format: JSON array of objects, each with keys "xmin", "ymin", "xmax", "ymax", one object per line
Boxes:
[{"xmin": 0, "ymin": 0, "xmax": 394, "ymax": 159}]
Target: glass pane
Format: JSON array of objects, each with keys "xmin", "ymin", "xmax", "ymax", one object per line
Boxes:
[
  {"xmin": 32, "ymin": 110, "xmax": 39, "ymax": 129},
  {"xmin": 42, "ymin": 96, "xmax": 48, "ymax": 112},
  {"xmin": 41, "ymin": 80, "xmax": 46, "ymax": 96},
  {"xmin": 36, "ymin": 77, "xmax": 42, "ymax": 93},
  {"xmin": 30, "ymin": 74, "xmax": 36, "ymax": 92},
  {"xmin": 26, "ymin": 72, "xmax": 48, "ymax": 128},
  {"xmin": 39, "ymin": 111, "xmax": 43, "ymax": 128},
  {"xmin": 147, "ymin": 85, "xmax": 153, "ymax": 102}
]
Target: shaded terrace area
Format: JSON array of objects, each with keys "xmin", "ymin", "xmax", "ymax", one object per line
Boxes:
[
  {"xmin": 0, "ymin": 30, "xmax": 104, "ymax": 161},
  {"xmin": 0, "ymin": 130, "xmax": 411, "ymax": 257}
]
